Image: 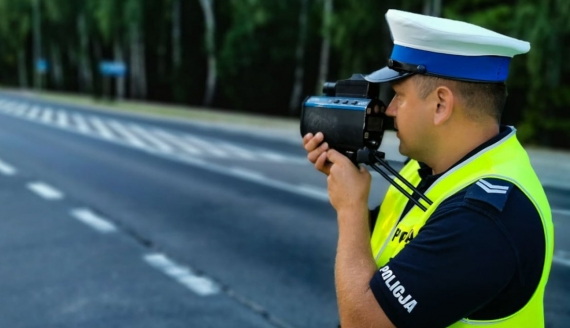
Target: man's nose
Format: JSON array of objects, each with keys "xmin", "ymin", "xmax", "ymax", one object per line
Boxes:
[{"xmin": 385, "ymin": 97, "xmax": 397, "ymax": 117}]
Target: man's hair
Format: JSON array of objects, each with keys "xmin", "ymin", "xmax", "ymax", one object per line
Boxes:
[{"xmin": 411, "ymin": 75, "xmax": 508, "ymax": 122}]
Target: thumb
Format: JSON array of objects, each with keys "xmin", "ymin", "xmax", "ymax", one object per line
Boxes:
[
  {"xmin": 326, "ymin": 149, "xmax": 344, "ymax": 164},
  {"xmin": 359, "ymin": 165, "xmax": 371, "ymax": 177}
]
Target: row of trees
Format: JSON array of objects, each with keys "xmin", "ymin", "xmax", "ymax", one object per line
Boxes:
[{"xmin": 0, "ymin": 0, "xmax": 568, "ymax": 148}]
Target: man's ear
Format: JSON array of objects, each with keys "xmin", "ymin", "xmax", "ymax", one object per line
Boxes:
[{"xmin": 433, "ymin": 86, "xmax": 454, "ymax": 126}]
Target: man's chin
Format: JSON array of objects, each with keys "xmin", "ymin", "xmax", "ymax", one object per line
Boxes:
[{"xmin": 398, "ymin": 144, "xmax": 408, "ymax": 157}]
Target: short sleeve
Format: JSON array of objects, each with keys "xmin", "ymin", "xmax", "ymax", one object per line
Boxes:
[{"xmin": 369, "ymin": 200, "xmax": 518, "ymax": 328}]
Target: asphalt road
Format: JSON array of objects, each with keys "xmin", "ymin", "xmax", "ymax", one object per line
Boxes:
[{"xmin": 0, "ymin": 92, "xmax": 567, "ymax": 328}]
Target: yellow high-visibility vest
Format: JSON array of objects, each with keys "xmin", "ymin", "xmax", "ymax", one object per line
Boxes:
[{"xmin": 371, "ymin": 127, "xmax": 554, "ymax": 327}]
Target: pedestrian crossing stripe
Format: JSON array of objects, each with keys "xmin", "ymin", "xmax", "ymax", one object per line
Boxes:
[{"xmin": 0, "ymin": 99, "xmax": 306, "ymax": 164}]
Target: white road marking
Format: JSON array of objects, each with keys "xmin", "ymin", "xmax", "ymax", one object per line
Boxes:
[
  {"xmin": 144, "ymin": 253, "xmax": 219, "ymax": 296},
  {"xmin": 13, "ymin": 104, "xmax": 28, "ymax": 116},
  {"xmin": 553, "ymin": 251, "xmax": 570, "ymax": 267},
  {"xmin": 552, "ymin": 208, "xmax": 570, "ymax": 217},
  {"xmin": 108, "ymin": 120, "xmax": 147, "ymax": 148},
  {"xmin": 184, "ymin": 135, "xmax": 228, "ymax": 157},
  {"xmin": 90, "ymin": 117, "xmax": 115, "ymax": 139},
  {"xmin": 72, "ymin": 114, "xmax": 91, "ymax": 133},
  {"xmin": 171, "ymin": 152, "xmax": 329, "ymax": 202},
  {"xmin": 152, "ymin": 129, "xmax": 202, "ymax": 155},
  {"xmin": 217, "ymin": 142, "xmax": 256, "ymax": 160},
  {"xmin": 2, "ymin": 103, "xmax": 16, "ymax": 114},
  {"xmin": 56, "ymin": 110, "xmax": 69, "ymax": 127},
  {"xmin": 229, "ymin": 167, "xmax": 265, "ymax": 181},
  {"xmin": 41, "ymin": 107, "xmax": 54, "ymax": 123},
  {"xmin": 0, "ymin": 100, "xmax": 10, "ymax": 109},
  {"xmin": 27, "ymin": 182, "xmax": 64, "ymax": 200},
  {"xmin": 297, "ymin": 184, "xmax": 329, "ymax": 202},
  {"xmin": 128, "ymin": 124, "xmax": 173, "ymax": 153},
  {"xmin": 0, "ymin": 159, "xmax": 17, "ymax": 175},
  {"xmin": 26, "ymin": 105, "xmax": 41, "ymax": 119},
  {"xmin": 259, "ymin": 152, "xmax": 287, "ymax": 161},
  {"xmin": 0, "ymin": 100, "xmax": 329, "ymax": 202},
  {"xmin": 70, "ymin": 208, "xmax": 117, "ymax": 233}
]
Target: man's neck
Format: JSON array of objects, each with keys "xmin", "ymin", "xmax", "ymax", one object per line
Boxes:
[{"xmin": 427, "ymin": 123, "xmax": 500, "ymax": 175}]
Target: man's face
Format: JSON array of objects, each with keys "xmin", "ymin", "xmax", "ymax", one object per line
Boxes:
[{"xmin": 385, "ymin": 77, "xmax": 433, "ymax": 159}]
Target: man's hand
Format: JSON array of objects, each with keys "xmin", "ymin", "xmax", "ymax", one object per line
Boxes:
[
  {"xmin": 326, "ymin": 149, "xmax": 371, "ymax": 214},
  {"xmin": 303, "ymin": 132, "xmax": 332, "ymax": 175}
]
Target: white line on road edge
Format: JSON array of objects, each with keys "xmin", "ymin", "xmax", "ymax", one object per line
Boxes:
[
  {"xmin": 297, "ymin": 184, "xmax": 329, "ymax": 202},
  {"xmin": 553, "ymin": 251, "xmax": 570, "ymax": 267},
  {"xmin": 27, "ymin": 182, "xmax": 64, "ymax": 200},
  {"xmin": 0, "ymin": 159, "xmax": 17, "ymax": 175},
  {"xmin": 552, "ymin": 208, "xmax": 570, "ymax": 217},
  {"xmin": 70, "ymin": 208, "xmax": 117, "ymax": 233},
  {"xmin": 144, "ymin": 253, "xmax": 220, "ymax": 296}
]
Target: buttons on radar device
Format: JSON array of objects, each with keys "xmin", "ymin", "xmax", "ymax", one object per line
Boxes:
[{"xmin": 329, "ymin": 99, "xmax": 361, "ymax": 105}]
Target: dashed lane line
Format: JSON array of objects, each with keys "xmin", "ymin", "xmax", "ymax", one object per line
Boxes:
[
  {"xmin": 27, "ymin": 182, "xmax": 64, "ymax": 200},
  {"xmin": 70, "ymin": 208, "xmax": 118, "ymax": 233},
  {"xmin": 144, "ymin": 253, "xmax": 220, "ymax": 296},
  {"xmin": 0, "ymin": 159, "xmax": 17, "ymax": 175}
]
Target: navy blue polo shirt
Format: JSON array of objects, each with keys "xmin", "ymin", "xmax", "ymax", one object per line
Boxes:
[{"xmin": 368, "ymin": 126, "xmax": 546, "ymax": 328}]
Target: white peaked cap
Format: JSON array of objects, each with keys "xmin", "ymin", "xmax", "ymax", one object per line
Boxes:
[
  {"xmin": 365, "ymin": 10, "xmax": 531, "ymax": 83},
  {"xmin": 388, "ymin": 9, "xmax": 530, "ymax": 57}
]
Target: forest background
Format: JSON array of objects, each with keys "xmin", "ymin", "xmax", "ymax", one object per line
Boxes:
[{"xmin": 0, "ymin": 0, "xmax": 568, "ymax": 148}]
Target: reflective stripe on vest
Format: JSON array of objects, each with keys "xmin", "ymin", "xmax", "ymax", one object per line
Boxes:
[{"xmin": 370, "ymin": 127, "xmax": 554, "ymax": 327}]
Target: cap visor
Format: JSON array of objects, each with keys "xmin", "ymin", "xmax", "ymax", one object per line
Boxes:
[{"xmin": 364, "ymin": 67, "xmax": 413, "ymax": 83}]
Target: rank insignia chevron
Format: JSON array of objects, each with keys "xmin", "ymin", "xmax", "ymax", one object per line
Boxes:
[{"xmin": 475, "ymin": 179, "xmax": 510, "ymax": 194}]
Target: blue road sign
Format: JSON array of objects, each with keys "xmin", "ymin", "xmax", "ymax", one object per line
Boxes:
[{"xmin": 99, "ymin": 61, "xmax": 127, "ymax": 77}]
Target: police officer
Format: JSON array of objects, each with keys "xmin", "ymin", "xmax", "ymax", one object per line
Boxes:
[{"xmin": 303, "ymin": 9, "xmax": 554, "ymax": 328}]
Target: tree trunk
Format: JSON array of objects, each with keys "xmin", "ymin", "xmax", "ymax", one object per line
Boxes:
[
  {"xmin": 129, "ymin": 22, "xmax": 147, "ymax": 99},
  {"xmin": 67, "ymin": 44, "xmax": 79, "ymax": 91},
  {"xmin": 423, "ymin": 0, "xmax": 442, "ymax": 16},
  {"xmin": 114, "ymin": 40, "xmax": 125, "ymax": 99},
  {"xmin": 17, "ymin": 49, "xmax": 28, "ymax": 88},
  {"xmin": 316, "ymin": 0, "xmax": 333, "ymax": 94},
  {"xmin": 50, "ymin": 44, "xmax": 63, "ymax": 89},
  {"xmin": 138, "ymin": 31, "xmax": 147, "ymax": 99},
  {"xmin": 172, "ymin": 0, "xmax": 181, "ymax": 70},
  {"xmin": 129, "ymin": 22, "xmax": 138, "ymax": 98},
  {"xmin": 289, "ymin": 0, "xmax": 309, "ymax": 114},
  {"xmin": 77, "ymin": 12, "xmax": 93, "ymax": 92},
  {"xmin": 198, "ymin": 0, "xmax": 216, "ymax": 107},
  {"xmin": 32, "ymin": 0, "xmax": 42, "ymax": 90}
]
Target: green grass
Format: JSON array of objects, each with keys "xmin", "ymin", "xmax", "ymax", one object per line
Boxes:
[{"xmin": 0, "ymin": 87, "xmax": 300, "ymax": 130}]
